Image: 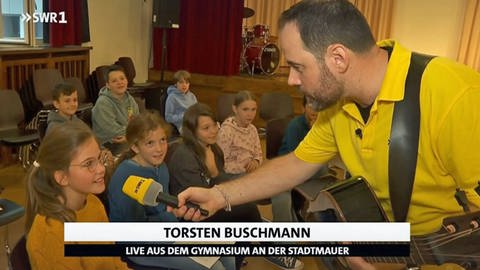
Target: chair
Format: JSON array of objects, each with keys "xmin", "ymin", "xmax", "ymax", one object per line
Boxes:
[
  {"xmin": 64, "ymin": 77, "xmax": 90, "ymax": 104},
  {"xmin": 265, "ymin": 117, "xmax": 292, "ymax": 159},
  {"xmin": 10, "ymin": 236, "xmax": 31, "ymax": 270},
  {"xmin": 115, "ymin": 57, "xmax": 165, "ymax": 115},
  {"xmin": 115, "ymin": 57, "xmax": 138, "ymax": 87},
  {"xmin": 78, "ymin": 108, "xmax": 93, "ymax": 127},
  {"xmin": 143, "ymin": 87, "xmax": 167, "ymax": 118},
  {"xmin": 18, "ymin": 79, "xmax": 43, "ymax": 123},
  {"xmin": 90, "ymin": 65, "xmax": 111, "ymax": 104},
  {"xmin": 252, "ymin": 117, "xmax": 292, "ymax": 206},
  {"xmin": 259, "ymin": 92, "xmax": 294, "ymax": 122},
  {"xmin": 85, "ymin": 71, "xmax": 100, "ymax": 103},
  {"xmin": 32, "ymin": 69, "xmax": 64, "ymax": 108},
  {"xmin": 33, "ymin": 109, "xmax": 50, "ymax": 141},
  {"xmin": 0, "ymin": 90, "xmax": 40, "ymax": 169},
  {"xmin": 115, "ymin": 56, "xmax": 159, "ymax": 90},
  {"xmin": 134, "ymin": 96, "xmax": 146, "ymax": 113},
  {"xmin": 216, "ymin": 93, "xmax": 236, "ymax": 123},
  {"xmin": 64, "ymin": 77, "xmax": 94, "ymax": 115},
  {"xmin": 116, "ymin": 57, "xmax": 160, "ymax": 88},
  {"xmin": 0, "ymin": 199, "xmax": 26, "ymax": 270},
  {"xmin": 95, "ymin": 65, "xmax": 110, "ymax": 90}
]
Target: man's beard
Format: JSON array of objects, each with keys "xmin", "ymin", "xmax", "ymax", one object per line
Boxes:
[
  {"xmin": 306, "ymin": 61, "xmax": 344, "ymax": 112},
  {"xmin": 305, "ymin": 96, "xmax": 325, "ymax": 112}
]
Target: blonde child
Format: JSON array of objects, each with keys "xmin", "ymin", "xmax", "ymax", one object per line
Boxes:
[
  {"xmin": 108, "ymin": 110, "xmax": 235, "ymax": 270},
  {"xmin": 25, "ymin": 122, "xmax": 129, "ymax": 270},
  {"xmin": 168, "ymin": 103, "xmax": 302, "ymax": 270},
  {"xmin": 108, "ymin": 110, "xmax": 176, "ymax": 222},
  {"xmin": 217, "ymin": 91, "xmax": 262, "ymax": 174}
]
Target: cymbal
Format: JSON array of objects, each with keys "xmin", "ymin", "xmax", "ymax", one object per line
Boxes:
[{"xmin": 243, "ymin": 7, "xmax": 255, "ymax": 18}]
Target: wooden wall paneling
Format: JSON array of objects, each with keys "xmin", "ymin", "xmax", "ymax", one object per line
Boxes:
[{"xmin": 0, "ymin": 47, "xmax": 91, "ymax": 92}]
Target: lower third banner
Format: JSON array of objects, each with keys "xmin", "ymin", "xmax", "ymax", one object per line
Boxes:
[{"xmin": 65, "ymin": 243, "xmax": 409, "ymax": 257}]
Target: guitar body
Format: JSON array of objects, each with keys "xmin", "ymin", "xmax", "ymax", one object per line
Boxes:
[{"xmin": 292, "ymin": 176, "xmax": 480, "ymax": 269}]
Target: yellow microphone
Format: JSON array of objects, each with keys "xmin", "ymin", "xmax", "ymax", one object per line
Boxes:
[{"xmin": 122, "ymin": 176, "xmax": 209, "ymax": 216}]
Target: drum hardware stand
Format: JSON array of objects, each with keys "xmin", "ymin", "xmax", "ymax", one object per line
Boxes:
[
  {"xmin": 240, "ymin": 7, "xmax": 255, "ymax": 76},
  {"xmin": 263, "ymin": 25, "xmax": 270, "ymax": 44},
  {"xmin": 239, "ymin": 55, "xmax": 255, "ymax": 76},
  {"xmin": 239, "ymin": 54, "xmax": 249, "ymax": 74},
  {"xmin": 250, "ymin": 59, "xmax": 255, "ymax": 76},
  {"xmin": 160, "ymin": 27, "xmax": 168, "ymax": 82}
]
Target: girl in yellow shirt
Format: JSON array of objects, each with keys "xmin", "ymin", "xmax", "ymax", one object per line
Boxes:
[{"xmin": 25, "ymin": 122, "xmax": 130, "ymax": 270}]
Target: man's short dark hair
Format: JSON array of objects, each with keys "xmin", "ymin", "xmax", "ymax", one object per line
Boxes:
[{"xmin": 279, "ymin": 0, "xmax": 376, "ymax": 60}]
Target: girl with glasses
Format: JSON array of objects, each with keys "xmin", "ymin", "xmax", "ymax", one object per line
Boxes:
[{"xmin": 25, "ymin": 122, "xmax": 129, "ymax": 270}]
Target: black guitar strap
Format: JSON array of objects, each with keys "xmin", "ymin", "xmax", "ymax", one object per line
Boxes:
[{"xmin": 389, "ymin": 52, "xmax": 435, "ymax": 222}]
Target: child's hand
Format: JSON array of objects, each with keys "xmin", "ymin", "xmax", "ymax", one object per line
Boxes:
[{"xmin": 245, "ymin": 159, "xmax": 260, "ymax": 173}]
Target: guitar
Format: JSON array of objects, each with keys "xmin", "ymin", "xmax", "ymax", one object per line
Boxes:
[{"xmin": 291, "ymin": 176, "xmax": 480, "ymax": 269}]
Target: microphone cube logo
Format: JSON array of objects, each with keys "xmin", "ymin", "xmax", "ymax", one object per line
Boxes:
[
  {"xmin": 134, "ymin": 178, "xmax": 146, "ymax": 194},
  {"xmin": 21, "ymin": 11, "xmax": 67, "ymax": 24}
]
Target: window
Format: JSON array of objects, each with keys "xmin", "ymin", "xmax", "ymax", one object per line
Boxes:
[{"xmin": 0, "ymin": 0, "xmax": 48, "ymax": 45}]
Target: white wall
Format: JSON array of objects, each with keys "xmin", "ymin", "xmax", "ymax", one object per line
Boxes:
[
  {"xmin": 86, "ymin": 0, "xmax": 153, "ymax": 83},
  {"xmin": 85, "ymin": 0, "xmax": 468, "ymax": 80},
  {"xmin": 390, "ymin": 0, "xmax": 467, "ymax": 59}
]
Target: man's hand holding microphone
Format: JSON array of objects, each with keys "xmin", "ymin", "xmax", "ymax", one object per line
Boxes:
[
  {"xmin": 168, "ymin": 185, "xmax": 230, "ymax": 221},
  {"xmin": 122, "ymin": 175, "xmax": 214, "ymax": 219}
]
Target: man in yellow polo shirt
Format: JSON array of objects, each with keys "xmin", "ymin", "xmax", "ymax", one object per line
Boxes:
[{"xmin": 172, "ymin": 0, "xmax": 480, "ymax": 268}]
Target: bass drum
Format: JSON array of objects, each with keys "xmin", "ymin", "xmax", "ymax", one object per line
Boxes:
[{"xmin": 243, "ymin": 42, "xmax": 280, "ymax": 75}]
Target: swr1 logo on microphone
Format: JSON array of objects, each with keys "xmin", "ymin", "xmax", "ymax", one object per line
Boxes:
[
  {"xmin": 134, "ymin": 179, "xmax": 146, "ymax": 194},
  {"xmin": 21, "ymin": 12, "xmax": 67, "ymax": 24}
]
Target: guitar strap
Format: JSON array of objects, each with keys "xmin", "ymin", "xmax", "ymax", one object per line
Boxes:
[{"xmin": 388, "ymin": 52, "xmax": 434, "ymax": 222}]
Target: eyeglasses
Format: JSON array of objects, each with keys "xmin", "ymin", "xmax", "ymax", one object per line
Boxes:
[{"xmin": 70, "ymin": 154, "xmax": 109, "ymax": 173}]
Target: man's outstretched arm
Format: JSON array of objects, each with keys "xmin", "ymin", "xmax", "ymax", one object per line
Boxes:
[{"xmin": 171, "ymin": 152, "xmax": 324, "ymax": 221}]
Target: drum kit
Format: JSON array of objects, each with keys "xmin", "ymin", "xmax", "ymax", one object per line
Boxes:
[{"xmin": 240, "ymin": 7, "xmax": 280, "ymax": 76}]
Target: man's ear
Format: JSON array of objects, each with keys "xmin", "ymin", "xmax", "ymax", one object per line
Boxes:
[
  {"xmin": 325, "ymin": 44, "xmax": 349, "ymax": 73},
  {"xmin": 231, "ymin": 104, "xmax": 237, "ymax": 115},
  {"xmin": 54, "ymin": 170, "xmax": 69, "ymax": 186}
]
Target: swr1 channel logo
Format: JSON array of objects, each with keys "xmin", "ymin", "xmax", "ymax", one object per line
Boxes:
[{"xmin": 20, "ymin": 12, "xmax": 67, "ymax": 24}]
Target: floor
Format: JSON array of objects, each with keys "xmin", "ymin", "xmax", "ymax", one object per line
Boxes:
[{"xmin": 0, "ymin": 162, "xmax": 324, "ymax": 270}]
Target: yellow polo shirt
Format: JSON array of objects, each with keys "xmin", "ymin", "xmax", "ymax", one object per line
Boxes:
[{"xmin": 295, "ymin": 40, "xmax": 480, "ymax": 236}]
